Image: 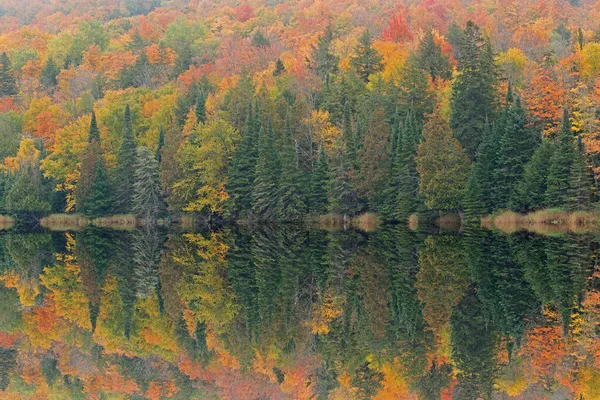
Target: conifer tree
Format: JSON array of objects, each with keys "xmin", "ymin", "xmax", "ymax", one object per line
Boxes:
[
  {"xmin": 227, "ymin": 102, "xmax": 260, "ymax": 218},
  {"xmin": 156, "ymin": 126, "xmax": 164, "ymax": 163},
  {"xmin": 76, "ymin": 111, "xmax": 102, "ymax": 212},
  {"xmin": 395, "ymin": 113, "xmax": 421, "ymax": 220},
  {"xmin": 195, "ymin": 91, "xmax": 207, "ymax": 123},
  {"xmin": 417, "ymin": 30, "xmax": 452, "ymax": 81},
  {"xmin": 495, "ymin": 97, "xmax": 538, "ymax": 209},
  {"xmin": 113, "ymin": 105, "xmax": 137, "ymax": 213},
  {"xmin": 310, "ymin": 145, "xmax": 330, "ymax": 215},
  {"xmin": 4, "ymin": 147, "xmax": 50, "ymax": 213},
  {"xmin": 450, "ymin": 21, "xmax": 497, "ymax": 158},
  {"xmin": 350, "ymin": 30, "xmax": 383, "ymax": 82},
  {"xmin": 252, "ymin": 124, "xmax": 280, "ymax": 219},
  {"xmin": 330, "ymin": 154, "xmax": 361, "ymax": 218},
  {"xmin": 342, "ymin": 102, "xmax": 357, "ymax": 167},
  {"xmin": 416, "ymin": 106, "xmax": 471, "ymax": 210},
  {"xmin": 0, "ymin": 52, "xmax": 17, "ymax": 97},
  {"xmin": 132, "ymin": 146, "xmax": 164, "ymax": 222},
  {"xmin": 277, "ymin": 119, "xmax": 306, "ymax": 221},
  {"xmin": 40, "ymin": 56, "xmax": 60, "ymax": 89},
  {"xmin": 308, "ymin": 26, "xmax": 339, "ymax": 81},
  {"xmin": 84, "ymin": 159, "xmax": 112, "ymax": 218},
  {"xmin": 546, "ymin": 109, "xmax": 576, "ymax": 207},
  {"xmin": 568, "ymin": 136, "xmax": 595, "ymax": 210},
  {"xmin": 512, "ymin": 139, "xmax": 555, "ymax": 212}
]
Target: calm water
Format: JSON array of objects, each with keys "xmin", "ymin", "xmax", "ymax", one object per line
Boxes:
[{"xmin": 0, "ymin": 225, "xmax": 597, "ymax": 399}]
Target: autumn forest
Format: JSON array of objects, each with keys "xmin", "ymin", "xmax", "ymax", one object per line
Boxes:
[{"xmin": 1, "ymin": 0, "xmax": 600, "ymax": 398}]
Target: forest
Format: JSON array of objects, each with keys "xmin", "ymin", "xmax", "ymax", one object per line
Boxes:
[{"xmin": 0, "ymin": 0, "xmax": 597, "ymax": 225}]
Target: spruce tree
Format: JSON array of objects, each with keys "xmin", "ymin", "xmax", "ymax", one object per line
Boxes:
[
  {"xmin": 350, "ymin": 30, "xmax": 383, "ymax": 82},
  {"xmin": 4, "ymin": 155, "xmax": 50, "ymax": 213},
  {"xmin": 330, "ymin": 154, "xmax": 361, "ymax": 218},
  {"xmin": 113, "ymin": 105, "xmax": 137, "ymax": 213},
  {"xmin": 417, "ymin": 30, "xmax": 452, "ymax": 81},
  {"xmin": 156, "ymin": 126, "xmax": 164, "ymax": 163},
  {"xmin": 132, "ymin": 146, "xmax": 164, "ymax": 222},
  {"xmin": 450, "ymin": 21, "xmax": 497, "ymax": 158},
  {"xmin": 310, "ymin": 145, "xmax": 330, "ymax": 215},
  {"xmin": 395, "ymin": 113, "xmax": 421, "ymax": 221},
  {"xmin": 41, "ymin": 56, "xmax": 60, "ymax": 89},
  {"xmin": 568, "ymin": 136, "xmax": 595, "ymax": 210},
  {"xmin": 252, "ymin": 124, "xmax": 280, "ymax": 219},
  {"xmin": 277, "ymin": 119, "xmax": 306, "ymax": 221},
  {"xmin": 495, "ymin": 97, "xmax": 538, "ymax": 209},
  {"xmin": 511, "ymin": 139, "xmax": 555, "ymax": 212},
  {"xmin": 195, "ymin": 91, "xmax": 207, "ymax": 123},
  {"xmin": 342, "ymin": 102, "xmax": 357, "ymax": 167},
  {"xmin": 308, "ymin": 26, "xmax": 339, "ymax": 81},
  {"xmin": 546, "ymin": 109, "xmax": 576, "ymax": 208},
  {"xmin": 227, "ymin": 102, "xmax": 260, "ymax": 218},
  {"xmin": 84, "ymin": 159, "xmax": 112, "ymax": 218},
  {"xmin": 0, "ymin": 53, "xmax": 17, "ymax": 97},
  {"xmin": 76, "ymin": 111, "xmax": 102, "ymax": 213}
]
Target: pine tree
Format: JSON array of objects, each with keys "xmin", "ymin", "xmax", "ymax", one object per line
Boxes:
[
  {"xmin": 395, "ymin": 113, "xmax": 421, "ymax": 220},
  {"xmin": 416, "ymin": 106, "xmax": 471, "ymax": 210},
  {"xmin": 76, "ymin": 111, "xmax": 102, "ymax": 213},
  {"xmin": 277, "ymin": 119, "xmax": 306, "ymax": 221},
  {"xmin": 417, "ymin": 30, "xmax": 452, "ymax": 81},
  {"xmin": 40, "ymin": 56, "xmax": 60, "ymax": 89},
  {"xmin": 0, "ymin": 52, "xmax": 17, "ymax": 97},
  {"xmin": 4, "ymin": 154, "xmax": 50, "ymax": 213},
  {"xmin": 84, "ymin": 158, "xmax": 112, "ymax": 218},
  {"xmin": 156, "ymin": 126, "xmax": 164, "ymax": 163},
  {"xmin": 227, "ymin": 102, "xmax": 260, "ymax": 218},
  {"xmin": 308, "ymin": 26, "xmax": 339, "ymax": 81},
  {"xmin": 512, "ymin": 139, "xmax": 555, "ymax": 212},
  {"xmin": 195, "ymin": 91, "xmax": 207, "ymax": 123},
  {"xmin": 330, "ymin": 154, "xmax": 361, "ymax": 218},
  {"xmin": 495, "ymin": 97, "xmax": 538, "ymax": 209},
  {"xmin": 132, "ymin": 146, "xmax": 164, "ymax": 222},
  {"xmin": 342, "ymin": 102, "xmax": 357, "ymax": 167},
  {"xmin": 546, "ymin": 109, "xmax": 576, "ymax": 208},
  {"xmin": 113, "ymin": 105, "xmax": 137, "ymax": 213},
  {"xmin": 252, "ymin": 124, "xmax": 280, "ymax": 219},
  {"xmin": 350, "ymin": 30, "xmax": 383, "ymax": 82},
  {"xmin": 310, "ymin": 145, "xmax": 330, "ymax": 215},
  {"xmin": 273, "ymin": 59, "xmax": 285, "ymax": 76},
  {"xmin": 450, "ymin": 21, "xmax": 497, "ymax": 158},
  {"xmin": 568, "ymin": 136, "xmax": 595, "ymax": 210}
]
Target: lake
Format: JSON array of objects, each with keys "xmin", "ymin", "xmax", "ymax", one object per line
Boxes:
[{"xmin": 0, "ymin": 224, "xmax": 596, "ymax": 399}]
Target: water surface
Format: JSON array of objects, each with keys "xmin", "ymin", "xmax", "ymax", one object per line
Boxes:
[{"xmin": 0, "ymin": 225, "xmax": 596, "ymax": 399}]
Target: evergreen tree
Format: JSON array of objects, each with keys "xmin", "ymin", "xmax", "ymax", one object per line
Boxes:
[
  {"xmin": 546, "ymin": 109, "xmax": 576, "ymax": 208},
  {"xmin": 416, "ymin": 106, "xmax": 471, "ymax": 210},
  {"xmin": 342, "ymin": 102, "xmax": 357, "ymax": 167},
  {"xmin": 252, "ymin": 124, "xmax": 280, "ymax": 219},
  {"xmin": 40, "ymin": 56, "xmax": 60, "ymax": 89},
  {"xmin": 195, "ymin": 91, "xmax": 207, "ymax": 123},
  {"xmin": 156, "ymin": 126, "xmax": 164, "ymax": 163},
  {"xmin": 0, "ymin": 53, "xmax": 17, "ymax": 97},
  {"xmin": 4, "ymin": 155, "xmax": 50, "ymax": 213},
  {"xmin": 330, "ymin": 153, "xmax": 361, "ymax": 218},
  {"xmin": 84, "ymin": 159, "xmax": 112, "ymax": 218},
  {"xmin": 113, "ymin": 105, "xmax": 137, "ymax": 213},
  {"xmin": 495, "ymin": 97, "xmax": 538, "ymax": 209},
  {"xmin": 277, "ymin": 119, "xmax": 306, "ymax": 221},
  {"xmin": 76, "ymin": 111, "xmax": 102, "ymax": 213},
  {"xmin": 350, "ymin": 30, "xmax": 383, "ymax": 82},
  {"xmin": 417, "ymin": 30, "xmax": 452, "ymax": 81},
  {"xmin": 568, "ymin": 136, "xmax": 595, "ymax": 210},
  {"xmin": 512, "ymin": 139, "xmax": 555, "ymax": 212},
  {"xmin": 310, "ymin": 145, "xmax": 330, "ymax": 215},
  {"xmin": 273, "ymin": 59, "xmax": 285, "ymax": 76},
  {"xmin": 308, "ymin": 26, "xmax": 339, "ymax": 81},
  {"xmin": 227, "ymin": 102, "xmax": 260, "ymax": 218},
  {"xmin": 450, "ymin": 21, "xmax": 497, "ymax": 158},
  {"xmin": 395, "ymin": 113, "xmax": 421, "ymax": 220},
  {"xmin": 132, "ymin": 146, "xmax": 164, "ymax": 222}
]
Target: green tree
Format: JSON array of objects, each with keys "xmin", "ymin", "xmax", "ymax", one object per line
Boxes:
[
  {"xmin": 568, "ymin": 136, "xmax": 595, "ymax": 210},
  {"xmin": 416, "ymin": 107, "xmax": 471, "ymax": 210},
  {"xmin": 417, "ymin": 30, "xmax": 452, "ymax": 81},
  {"xmin": 84, "ymin": 158, "xmax": 112, "ymax": 218},
  {"xmin": 309, "ymin": 26, "xmax": 339, "ymax": 81},
  {"xmin": 546, "ymin": 109, "xmax": 576, "ymax": 207},
  {"xmin": 195, "ymin": 91, "xmax": 207, "ymax": 123},
  {"xmin": 132, "ymin": 146, "xmax": 164, "ymax": 222},
  {"xmin": 0, "ymin": 52, "xmax": 17, "ymax": 97},
  {"xmin": 4, "ymin": 141, "xmax": 50, "ymax": 213},
  {"xmin": 156, "ymin": 126, "xmax": 164, "ymax": 163},
  {"xmin": 40, "ymin": 56, "xmax": 60, "ymax": 89},
  {"xmin": 450, "ymin": 21, "xmax": 497, "ymax": 158},
  {"xmin": 113, "ymin": 105, "xmax": 137, "ymax": 213},
  {"xmin": 350, "ymin": 30, "xmax": 383, "ymax": 82},
  {"xmin": 310, "ymin": 145, "xmax": 330, "ymax": 215},
  {"xmin": 512, "ymin": 139, "xmax": 555, "ymax": 212},
  {"xmin": 252, "ymin": 124, "xmax": 280, "ymax": 219},
  {"xmin": 76, "ymin": 111, "xmax": 102, "ymax": 212},
  {"xmin": 277, "ymin": 119, "xmax": 306, "ymax": 221}
]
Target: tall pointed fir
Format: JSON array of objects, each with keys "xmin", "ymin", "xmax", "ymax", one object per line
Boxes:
[
  {"xmin": 450, "ymin": 21, "xmax": 497, "ymax": 158},
  {"xmin": 195, "ymin": 90, "xmax": 207, "ymax": 123},
  {"xmin": 310, "ymin": 145, "xmax": 330, "ymax": 215},
  {"xmin": 395, "ymin": 112, "xmax": 421, "ymax": 221},
  {"xmin": 568, "ymin": 135, "xmax": 595, "ymax": 210},
  {"xmin": 495, "ymin": 97, "xmax": 538, "ymax": 209},
  {"xmin": 76, "ymin": 111, "xmax": 102, "ymax": 213},
  {"xmin": 277, "ymin": 118, "xmax": 307, "ymax": 221},
  {"xmin": 511, "ymin": 139, "xmax": 555, "ymax": 212},
  {"xmin": 0, "ymin": 52, "xmax": 17, "ymax": 97},
  {"xmin": 113, "ymin": 105, "xmax": 137, "ymax": 213},
  {"xmin": 330, "ymin": 149, "xmax": 361, "ymax": 218},
  {"xmin": 41, "ymin": 56, "xmax": 60, "ymax": 89},
  {"xmin": 252, "ymin": 123, "xmax": 280, "ymax": 219},
  {"xmin": 132, "ymin": 146, "xmax": 164, "ymax": 222},
  {"xmin": 546, "ymin": 109, "xmax": 576, "ymax": 208},
  {"xmin": 84, "ymin": 158, "xmax": 112, "ymax": 218},
  {"xmin": 156, "ymin": 126, "xmax": 164, "ymax": 163},
  {"xmin": 342, "ymin": 102, "xmax": 357, "ymax": 168}
]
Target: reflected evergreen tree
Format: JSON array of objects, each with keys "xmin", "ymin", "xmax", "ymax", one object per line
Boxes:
[
  {"xmin": 0, "ymin": 347, "xmax": 17, "ymax": 391},
  {"xmin": 132, "ymin": 227, "xmax": 163, "ymax": 299}
]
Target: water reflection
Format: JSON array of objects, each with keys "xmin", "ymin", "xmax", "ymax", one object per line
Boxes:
[{"xmin": 0, "ymin": 225, "xmax": 599, "ymax": 399}]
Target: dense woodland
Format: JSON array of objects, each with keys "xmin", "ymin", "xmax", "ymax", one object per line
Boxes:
[{"xmin": 0, "ymin": 0, "xmax": 598, "ymax": 222}]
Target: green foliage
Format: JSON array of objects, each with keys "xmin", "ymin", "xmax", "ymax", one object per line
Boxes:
[
  {"xmin": 512, "ymin": 140, "xmax": 555, "ymax": 212},
  {"xmin": 546, "ymin": 109, "xmax": 577, "ymax": 207},
  {"xmin": 350, "ymin": 30, "xmax": 383, "ymax": 82},
  {"xmin": 277, "ymin": 119, "xmax": 306, "ymax": 221},
  {"xmin": 252, "ymin": 124, "xmax": 280, "ymax": 219},
  {"xmin": 40, "ymin": 56, "xmax": 60, "ymax": 89},
  {"xmin": 83, "ymin": 158, "xmax": 112, "ymax": 218},
  {"xmin": 113, "ymin": 105, "xmax": 137, "ymax": 213},
  {"xmin": 309, "ymin": 26, "xmax": 339, "ymax": 81},
  {"xmin": 132, "ymin": 146, "xmax": 164, "ymax": 221},
  {"xmin": 417, "ymin": 30, "xmax": 452, "ymax": 81},
  {"xmin": 310, "ymin": 146, "xmax": 330, "ymax": 215},
  {"xmin": 0, "ymin": 52, "xmax": 17, "ymax": 97}
]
